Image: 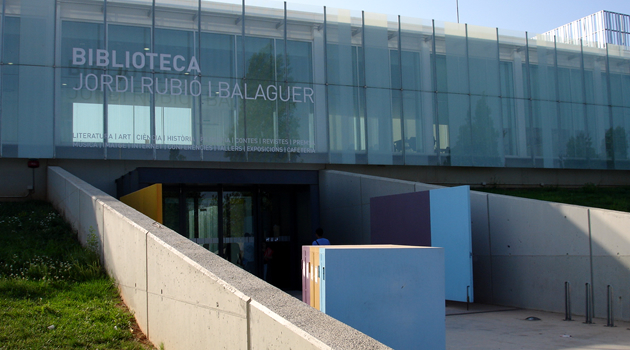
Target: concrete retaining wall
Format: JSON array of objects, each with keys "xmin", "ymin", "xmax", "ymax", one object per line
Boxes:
[
  {"xmin": 47, "ymin": 166, "xmax": 390, "ymax": 350},
  {"xmin": 320, "ymin": 170, "xmax": 630, "ymax": 321}
]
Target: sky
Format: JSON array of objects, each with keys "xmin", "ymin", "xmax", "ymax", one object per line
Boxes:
[{"xmin": 283, "ymin": 0, "xmax": 630, "ymax": 35}]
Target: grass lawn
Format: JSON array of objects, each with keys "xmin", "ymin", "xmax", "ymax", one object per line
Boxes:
[
  {"xmin": 0, "ymin": 201, "xmax": 154, "ymax": 350},
  {"xmin": 474, "ymin": 185, "xmax": 630, "ymax": 213}
]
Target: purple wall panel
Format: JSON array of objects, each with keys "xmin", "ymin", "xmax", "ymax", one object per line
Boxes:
[{"xmin": 370, "ymin": 191, "xmax": 432, "ymax": 246}]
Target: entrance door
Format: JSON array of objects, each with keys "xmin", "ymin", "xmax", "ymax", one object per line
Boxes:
[
  {"xmin": 163, "ymin": 185, "xmax": 307, "ymax": 290},
  {"xmin": 222, "ymin": 190, "xmax": 254, "ymax": 273},
  {"xmin": 179, "ymin": 191, "xmax": 220, "ymax": 253}
]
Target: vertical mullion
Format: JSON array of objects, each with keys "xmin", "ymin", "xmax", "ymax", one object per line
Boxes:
[
  {"xmin": 283, "ymin": 1, "xmax": 287, "ymax": 81},
  {"xmin": 496, "ymin": 27, "xmax": 505, "ymax": 164},
  {"xmin": 431, "ymin": 20, "xmax": 440, "ymax": 164},
  {"xmin": 525, "ymin": 32, "xmax": 534, "ymax": 165},
  {"xmin": 605, "ymin": 44, "xmax": 615, "ymax": 166},
  {"xmin": 323, "ymin": 6, "xmax": 330, "ymax": 163},
  {"xmin": 361, "ymin": 11, "xmax": 367, "ymax": 157},
  {"xmin": 52, "ymin": 0, "xmax": 58, "ymax": 158},
  {"xmin": 579, "ymin": 38, "xmax": 589, "ymax": 164},
  {"xmin": 465, "ymin": 23, "xmax": 472, "ymax": 165},
  {"xmin": 103, "ymin": 0, "xmax": 109, "ymax": 159},
  {"xmin": 283, "ymin": 2, "xmax": 288, "ymax": 161},
  {"xmin": 241, "ymin": 0, "xmax": 247, "ymax": 161},
  {"xmin": 1, "ymin": 0, "xmax": 7, "ymax": 157},
  {"xmin": 151, "ymin": 0, "xmax": 156, "ymax": 160},
  {"xmin": 397, "ymin": 15, "xmax": 405, "ymax": 162},
  {"xmin": 197, "ymin": 0, "xmax": 203, "ymax": 160},
  {"xmin": 554, "ymin": 36, "xmax": 563, "ymax": 168}
]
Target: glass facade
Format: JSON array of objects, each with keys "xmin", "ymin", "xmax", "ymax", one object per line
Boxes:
[{"xmin": 1, "ymin": 0, "xmax": 630, "ymax": 169}]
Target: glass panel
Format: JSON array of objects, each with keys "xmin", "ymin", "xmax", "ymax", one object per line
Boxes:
[
  {"xmin": 223, "ymin": 191, "xmax": 253, "ymax": 269},
  {"xmin": 284, "ymin": 40, "xmax": 320, "ymax": 163},
  {"xmin": 585, "ymin": 104, "xmax": 610, "ymax": 169},
  {"xmin": 201, "ymin": 76, "xmax": 243, "ymax": 161},
  {"xmin": 611, "ymin": 107, "xmax": 630, "ymax": 169},
  {"xmin": 200, "ymin": 0, "xmax": 241, "ymax": 37},
  {"xmin": 244, "ymin": 0, "xmax": 284, "ymax": 39},
  {"xmin": 153, "ymin": 24, "xmax": 201, "ymax": 161},
  {"xmin": 287, "ymin": 3, "xmax": 327, "ymax": 158},
  {"xmin": 498, "ymin": 29, "xmax": 527, "ymax": 99},
  {"xmin": 528, "ymin": 36, "xmax": 557, "ymax": 102},
  {"xmin": 403, "ymin": 90, "xmax": 437, "ymax": 165},
  {"xmin": 0, "ymin": 7, "xmax": 54, "ymax": 158},
  {"xmin": 105, "ymin": 24, "xmax": 153, "ymax": 159},
  {"xmin": 436, "ymin": 21, "xmax": 468, "ymax": 95},
  {"xmin": 153, "ymin": 1, "xmax": 201, "ymax": 160},
  {"xmin": 467, "ymin": 24, "xmax": 499, "ymax": 97},
  {"xmin": 608, "ymin": 44, "xmax": 630, "ymax": 108},
  {"xmin": 559, "ymin": 102, "xmax": 591, "ymax": 168},
  {"xmin": 13, "ymin": 66, "xmax": 54, "ymax": 157},
  {"xmin": 1, "ymin": 15, "xmax": 20, "ymax": 157},
  {"xmin": 198, "ymin": 191, "xmax": 219, "ymax": 253},
  {"xmin": 326, "ymin": 8, "xmax": 363, "ymax": 87},
  {"xmin": 471, "ymin": 95, "xmax": 503, "ymax": 167},
  {"xmin": 7, "ymin": 0, "xmax": 54, "ymax": 66},
  {"xmin": 400, "ymin": 16, "xmax": 434, "ymax": 92},
  {"xmin": 106, "ymin": 0, "xmax": 153, "ymax": 27},
  {"xmin": 439, "ymin": 93, "xmax": 469, "ymax": 166},
  {"xmin": 185, "ymin": 191, "xmax": 219, "ymax": 253},
  {"xmin": 531, "ymin": 100, "xmax": 558, "ymax": 168},
  {"xmin": 162, "ymin": 189, "xmax": 180, "ymax": 233},
  {"xmin": 556, "ymin": 40, "xmax": 584, "ymax": 104},
  {"xmin": 57, "ymin": 8, "xmax": 105, "ymax": 157},
  {"xmin": 501, "ymin": 97, "xmax": 530, "ymax": 163},
  {"xmin": 366, "ymin": 87, "xmax": 393, "ymax": 164},
  {"xmin": 582, "ymin": 45, "xmax": 608, "ymax": 106},
  {"xmin": 200, "ymin": 32, "xmax": 235, "ymax": 79},
  {"xmin": 155, "ymin": 0, "xmax": 198, "ymax": 31},
  {"xmin": 328, "ymin": 85, "xmax": 366, "ymax": 164},
  {"xmin": 363, "ymin": 12, "xmax": 394, "ymax": 89}
]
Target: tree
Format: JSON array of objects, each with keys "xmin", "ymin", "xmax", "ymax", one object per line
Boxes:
[
  {"xmin": 565, "ymin": 131, "xmax": 597, "ymax": 159},
  {"xmin": 604, "ymin": 126, "xmax": 628, "ymax": 160},
  {"xmin": 228, "ymin": 42, "xmax": 300, "ymax": 162},
  {"xmin": 451, "ymin": 95, "xmax": 501, "ymax": 166}
]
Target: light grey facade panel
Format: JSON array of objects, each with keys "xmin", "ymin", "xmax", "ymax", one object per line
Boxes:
[{"xmin": 1, "ymin": 0, "xmax": 629, "ymax": 170}]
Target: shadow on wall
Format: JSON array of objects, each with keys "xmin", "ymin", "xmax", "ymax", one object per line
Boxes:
[{"xmin": 320, "ymin": 170, "xmax": 630, "ymax": 322}]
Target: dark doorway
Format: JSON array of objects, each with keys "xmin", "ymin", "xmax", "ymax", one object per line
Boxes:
[
  {"xmin": 117, "ymin": 168, "xmax": 319, "ymax": 291},
  {"xmin": 162, "ymin": 184, "xmax": 309, "ymax": 289}
]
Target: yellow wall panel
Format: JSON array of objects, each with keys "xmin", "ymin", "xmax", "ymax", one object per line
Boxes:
[{"xmin": 120, "ymin": 183, "xmax": 163, "ymax": 223}]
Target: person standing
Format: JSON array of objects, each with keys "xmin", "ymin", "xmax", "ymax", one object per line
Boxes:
[{"xmin": 312, "ymin": 228, "xmax": 330, "ymax": 245}]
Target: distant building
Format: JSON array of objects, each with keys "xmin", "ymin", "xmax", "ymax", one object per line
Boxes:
[{"xmin": 542, "ymin": 10, "xmax": 630, "ymax": 48}]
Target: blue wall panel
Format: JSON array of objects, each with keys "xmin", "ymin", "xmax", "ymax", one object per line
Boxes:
[
  {"xmin": 369, "ymin": 185, "xmax": 473, "ymax": 302},
  {"xmin": 320, "ymin": 246, "xmax": 445, "ymax": 350},
  {"xmin": 429, "ymin": 185, "xmax": 473, "ymax": 302}
]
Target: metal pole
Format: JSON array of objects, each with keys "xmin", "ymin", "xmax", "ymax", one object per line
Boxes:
[
  {"xmin": 564, "ymin": 281, "xmax": 572, "ymax": 321},
  {"xmin": 456, "ymin": 0, "xmax": 459, "ymax": 24},
  {"xmin": 585, "ymin": 283, "xmax": 593, "ymax": 324},
  {"xmin": 606, "ymin": 285, "xmax": 614, "ymax": 327}
]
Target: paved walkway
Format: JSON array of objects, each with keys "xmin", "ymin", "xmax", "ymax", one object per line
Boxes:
[{"xmin": 446, "ymin": 302, "xmax": 630, "ymax": 350}]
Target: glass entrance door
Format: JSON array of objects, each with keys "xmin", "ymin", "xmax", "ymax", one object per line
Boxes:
[
  {"xmin": 222, "ymin": 191, "xmax": 254, "ymax": 273},
  {"xmin": 185, "ymin": 191, "xmax": 219, "ymax": 253},
  {"xmin": 163, "ymin": 185, "xmax": 306, "ymax": 290}
]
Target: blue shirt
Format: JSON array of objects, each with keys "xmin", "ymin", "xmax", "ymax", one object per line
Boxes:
[{"xmin": 312, "ymin": 238, "xmax": 330, "ymax": 245}]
